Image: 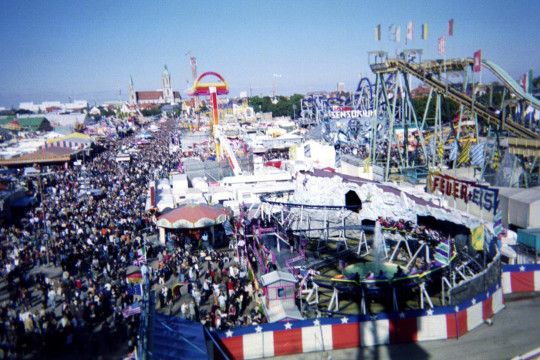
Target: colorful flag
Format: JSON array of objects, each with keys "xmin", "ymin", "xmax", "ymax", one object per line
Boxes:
[
  {"xmin": 491, "ymin": 148, "xmax": 500, "ymax": 170},
  {"xmin": 126, "ymin": 271, "xmax": 143, "ymax": 284},
  {"xmin": 438, "ymin": 36, "xmax": 446, "ymax": 56},
  {"xmin": 375, "ymin": 24, "xmax": 381, "ymax": 41},
  {"xmin": 434, "ymin": 240, "xmax": 450, "ymax": 266},
  {"xmin": 127, "ymin": 283, "xmax": 143, "ymax": 297},
  {"xmin": 134, "ymin": 247, "xmax": 146, "ymax": 265},
  {"xmin": 458, "ymin": 141, "xmax": 472, "ymax": 165},
  {"xmin": 122, "ymin": 302, "xmax": 142, "ymax": 318},
  {"xmin": 421, "ymin": 23, "xmax": 428, "ymax": 40},
  {"xmin": 407, "ymin": 21, "xmax": 413, "ymax": 41},
  {"xmin": 471, "ymin": 143, "xmax": 485, "ymax": 166},
  {"xmin": 521, "ymin": 73, "xmax": 529, "ymax": 92},
  {"xmin": 437, "ymin": 141, "xmax": 444, "ymax": 159},
  {"xmin": 473, "ymin": 50, "xmax": 482, "ymax": 72},
  {"xmin": 471, "ymin": 225, "xmax": 485, "ymax": 251},
  {"xmin": 448, "ymin": 19, "xmax": 454, "ymax": 36},
  {"xmin": 493, "ymin": 211, "xmax": 503, "ymax": 237}
]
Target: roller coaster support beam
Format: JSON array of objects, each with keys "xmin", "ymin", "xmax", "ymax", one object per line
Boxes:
[
  {"xmin": 370, "ymin": 74, "xmax": 381, "ymax": 164},
  {"xmin": 402, "ymin": 70, "xmax": 429, "ymax": 169},
  {"xmin": 327, "ymin": 287, "xmax": 339, "ymax": 312},
  {"xmin": 419, "ymin": 282, "xmax": 434, "ymax": 309},
  {"xmin": 371, "ymin": 59, "xmax": 540, "ymax": 140}
]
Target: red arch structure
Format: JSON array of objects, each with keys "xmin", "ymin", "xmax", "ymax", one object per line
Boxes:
[{"xmin": 189, "ymin": 71, "xmax": 229, "ymax": 96}]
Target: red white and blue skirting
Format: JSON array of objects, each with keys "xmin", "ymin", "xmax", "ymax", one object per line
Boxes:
[
  {"xmin": 217, "ymin": 285, "xmax": 504, "ymax": 359},
  {"xmin": 502, "ymin": 264, "xmax": 540, "ymax": 294}
]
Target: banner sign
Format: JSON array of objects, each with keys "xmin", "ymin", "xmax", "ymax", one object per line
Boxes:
[
  {"xmin": 428, "ymin": 171, "xmax": 499, "ymax": 214},
  {"xmin": 329, "ymin": 110, "xmax": 377, "ymax": 119}
]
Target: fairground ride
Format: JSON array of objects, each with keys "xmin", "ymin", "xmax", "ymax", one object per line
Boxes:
[{"xmin": 368, "ymin": 49, "xmax": 540, "ymax": 185}]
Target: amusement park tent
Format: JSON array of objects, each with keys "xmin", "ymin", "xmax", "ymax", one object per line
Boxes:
[
  {"xmin": 156, "ymin": 203, "xmax": 230, "ymax": 229},
  {"xmin": 505, "ymin": 186, "xmax": 540, "ymax": 229}
]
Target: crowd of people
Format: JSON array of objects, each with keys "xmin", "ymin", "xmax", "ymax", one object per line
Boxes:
[
  {"xmin": 153, "ymin": 232, "xmax": 265, "ymax": 331},
  {"xmin": 0, "ymin": 116, "xmax": 270, "ymax": 359},
  {"xmin": 0, "ymin": 119, "xmax": 181, "ymax": 358}
]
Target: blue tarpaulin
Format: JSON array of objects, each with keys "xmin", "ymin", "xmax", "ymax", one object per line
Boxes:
[{"xmin": 150, "ymin": 314, "xmax": 209, "ymax": 360}]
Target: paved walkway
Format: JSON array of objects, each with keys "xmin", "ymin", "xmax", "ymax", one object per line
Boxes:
[{"xmin": 273, "ymin": 294, "xmax": 540, "ymax": 360}]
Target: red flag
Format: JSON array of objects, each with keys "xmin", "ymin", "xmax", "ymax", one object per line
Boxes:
[
  {"xmin": 473, "ymin": 50, "xmax": 482, "ymax": 72},
  {"xmin": 438, "ymin": 36, "xmax": 446, "ymax": 55},
  {"xmin": 448, "ymin": 19, "xmax": 454, "ymax": 36}
]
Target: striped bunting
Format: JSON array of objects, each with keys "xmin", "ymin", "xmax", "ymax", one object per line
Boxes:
[
  {"xmin": 493, "ymin": 211, "xmax": 503, "ymax": 237},
  {"xmin": 471, "ymin": 143, "xmax": 485, "ymax": 166},
  {"xmin": 457, "ymin": 141, "xmax": 472, "ymax": 165}
]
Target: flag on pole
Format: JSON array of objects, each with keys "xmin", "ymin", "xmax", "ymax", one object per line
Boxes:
[
  {"xmin": 448, "ymin": 19, "xmax": 454, "ymax": 36},
  {"xmin": 126, "ymin": 271, "xmax": 143, "ymax": 284},
  {"xmin": 471, "ymin": 225, "xmax": 485, "ymax": 251},
  {"xmin": 521, "ymin": 73, "xmax": 529, "ymax": 92},
  {"xmin": 471, "ymin": 143, "xmax": 485, "ymax": 166},
  {"xmin": 437, "ymin": 141, "xmax": 444, "ymax": 159},
  {"xmin": 375, "ymin": 24, "xmax": 381, "ymax": 41},
  {"xmin": 434, "ymin": 239, "xmax": 451, "ymax": 266},
  {"xmin": 127, "ymin": 283, "xmax": 143, "ymax": 297},
  {"xmin": 122, "ymin": 302, "xmax": 142, "ymax": 318},
  {"xmin": 491, "ymin": 148, "xmax": 500, "ymax": 170},
  {"xmin": 458, "ymin": 141, "xmax": 472, "ymax": 165},
  {"xmin": 438, "ymin": 36, "xmax": 446, "ymax": 55},
  {"xmin": 407, "ymin": 21, "xmax": 413, "ymax": 41},
  {"xmin": 395, "ymin": 25, "xmax": 401, "ymax": 42},
  {"xmin": 421, "ymin": 23, "xmax": 428, "ymax": 40},
  {"xmin": 473, "ymin": 50, "xmax": 482, "ymax": 72},
  {"xmin": 449, "ymin": 141, "xmax": 458, "ymax": 161}
]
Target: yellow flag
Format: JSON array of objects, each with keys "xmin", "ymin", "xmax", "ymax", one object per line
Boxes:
[
  {"xmin": 289, "ymin": 145, "xmax": 297, "ymax": 160},
  {"xmin": 471, "ymin": 225, "xmax": 484, "ymax": 251},
  {"xmin": 458, "ymin": 140, "xmax": 472, "ymax": 165},
  {"xmin": 491, "ymin": 149, "xmax": 500, "ymax": 170},
  {"xmin": 363, "ymin": 157, "xmax": 371, "ymax": 172},
  {"xmin": 437, "ymin": 142, "xmax": 444, "ymax": 159}
]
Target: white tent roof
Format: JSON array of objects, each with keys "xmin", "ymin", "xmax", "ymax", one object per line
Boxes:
[
  {"xmin": 508, "ymin": 187, "xmax": 540, "ymax": 205},
  {"xmin": 260, "ymin": 270, "xmax": 297, "ymax": 286},
  {"xmin": 265, "ymin": 302, "xmax": 303, "ymax": 323}
]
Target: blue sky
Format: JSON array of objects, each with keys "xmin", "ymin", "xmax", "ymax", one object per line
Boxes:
[{"xmin": 1, "ymin": 0, "xmax": 539, "ymax": 107}]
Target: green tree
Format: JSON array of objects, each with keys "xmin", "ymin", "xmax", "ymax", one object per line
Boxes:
[
  {"xmin": 141, "ymin": 107, "xmax": 161, "ymax": 117},
  {"xmin": 249, "ymin": 94, "xmax": 304, "ymax": 118}
]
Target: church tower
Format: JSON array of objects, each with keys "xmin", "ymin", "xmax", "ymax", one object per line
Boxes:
[
  {"xmin": 162, "ymin": 65, "xmax": 174, "ymax": 104},
  {"xmin": 128, "ymin": 75, "xmax": 136, "ymax": 105}
]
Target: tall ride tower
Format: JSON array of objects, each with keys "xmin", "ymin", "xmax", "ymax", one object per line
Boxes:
[{"xmin": 162, "ymin": 65, "xmax": 174, "ymax": 104}]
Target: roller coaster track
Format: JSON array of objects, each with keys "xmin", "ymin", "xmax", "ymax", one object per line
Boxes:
[{"xmin": 370, "ymin": 59, "xmax": 540, "ymax": 140}]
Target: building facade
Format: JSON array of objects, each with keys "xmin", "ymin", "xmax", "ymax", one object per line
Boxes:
[{"xmin": 129, "ymin": 65, "xmax": 181, "ymax": 106}]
